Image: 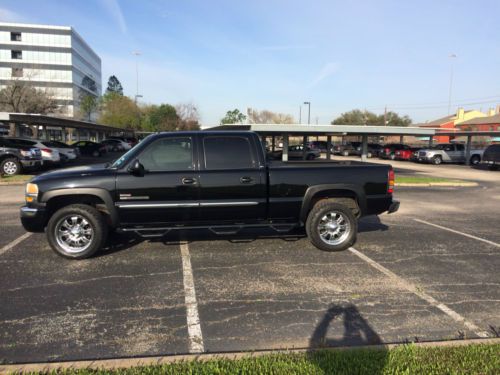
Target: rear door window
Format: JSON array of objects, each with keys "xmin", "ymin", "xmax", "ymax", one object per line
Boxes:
[{"xmin": 203, "ymin": 136, "xmax": 255, "ymax": 169}]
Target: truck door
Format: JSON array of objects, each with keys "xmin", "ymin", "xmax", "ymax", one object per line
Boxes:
[
  {"xmin": 115, "ymin": 136, "xmax": 199, "ymax": 224},
  {"xmin": 442, "ymin": 144, "xmax": 454, "ymax": 162},
  {"xmin": 197, "ymin": 134, "xmax": 267, "ymax": 222},
  {"xmin": 454, "ymin": 144, "xmax": 465, "ymax": 162}
]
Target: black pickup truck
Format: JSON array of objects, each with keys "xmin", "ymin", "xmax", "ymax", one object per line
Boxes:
[{"xmin": 20, "ymin": 131, "xmax": 399, "ymax": 259}]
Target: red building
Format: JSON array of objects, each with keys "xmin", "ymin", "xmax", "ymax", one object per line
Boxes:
[
  {"xmin": 456, "ymin": 113, "xmax": 500, "ymax": 132},
  {"xmin": 418, "ymin": 108, "xmax": 486, "ymax": 143}
]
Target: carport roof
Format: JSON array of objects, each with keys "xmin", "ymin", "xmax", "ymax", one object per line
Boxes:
[
  {"xmin": 0, "ymin": 112, "xmax": 127, "ymax": 133},
  {"xmin": 208, "ymin": 124, "xmax": 436, "ymax": 136}
]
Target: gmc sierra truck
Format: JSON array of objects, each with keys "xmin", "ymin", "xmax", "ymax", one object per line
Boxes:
[{"xmin": 20, "ymin": 131, "xmax": 399, "ymax": 259}]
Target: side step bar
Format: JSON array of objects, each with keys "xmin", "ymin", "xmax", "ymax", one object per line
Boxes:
[{"xmin": 118, "ymin": 223, "xmax": 299, "ymax": 238}]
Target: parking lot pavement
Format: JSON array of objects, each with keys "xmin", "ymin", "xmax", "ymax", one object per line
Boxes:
[
  {"xmin": 333, "ymin": 155, "xmax": 500, "ymax": 183},
  {"xmin": 0, "ymin": 185, "xmax": 30, "ymax": 249},
  {"xmin": 0, "ymin": 182, "xmax": 499, "ymax": 363}
]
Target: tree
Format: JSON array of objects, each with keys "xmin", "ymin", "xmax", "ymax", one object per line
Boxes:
[
  {"xmin": 106, "ymin": 75, "xmax": 123, "ymax": 95},
  {"xmin": 78, "ymin": 91, "xmax": 99, "ymax": 121},
  {"xmin": 0, "ymin": 78, "xmax": 58, "ymax": 114},
  {"xmin": 247, "ymin": 108, "xmax": 294, "ymax": 124},
  {"xmin": 143, "ymin": 104, "xmax": 179, "ymax": 132},
  {"xmin": 220, "ymin": 109, "xmax": 246, "ymax": 124},
  {"xmin": 176, "ymin": 102, "xmax": 201, "ymax": 130},
  {"xmin": 99, "ymin": 92, "xmax": 140, "ymax": 129},
  {"xmin": 331, "ymin": 109, "xmax": 412, "ymax": 126}
]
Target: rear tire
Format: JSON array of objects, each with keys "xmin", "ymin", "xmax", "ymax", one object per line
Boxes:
[
  {"xmin": 46, "ymin": 204, "xmax": 107, "ymax": 259},
  {"xmin": 306, "ymin": 200, "xmax": 357, "ymax": 252},
  {"xmin": 470, "ymin": 155, "xmax": 480, "ymax": 165},
  {"xmin": 1, "ymin": 157, "xmax": 21, "ymax": 176}
]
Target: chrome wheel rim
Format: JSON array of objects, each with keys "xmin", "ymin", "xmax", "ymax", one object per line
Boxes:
[
  {"xmin": 55, "ymin": 214, "xmax": 94, "ymax": 254},
  {"xmin": 318, "ymin": 211, "xmax": 351, "ymax": 245},
  {"xmin": 3, "ymin": 161, "xmax": 17, "ymax": 175}
]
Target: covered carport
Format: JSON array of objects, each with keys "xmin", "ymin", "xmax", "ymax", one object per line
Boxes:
[
  {"xmin": 209, "ymin": 124, "xmax": 436, "ymax": 161},
  {"xmin": 0, "ymin": 112, "xmax": 131, "ymax": 143}
]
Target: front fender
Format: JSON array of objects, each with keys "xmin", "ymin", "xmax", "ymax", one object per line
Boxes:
[{"xmin": 41, "ymin": 187, "xmax": 118, "ymax": 227}]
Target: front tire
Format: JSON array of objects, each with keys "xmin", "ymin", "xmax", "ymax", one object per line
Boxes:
[
  {"xmin": 46, "ymin": 204, "xmax": 107, "ymax": 259},
  {"xmin": 306, "ymin": 200, "xmax": 357, "ymax": 252},
  {"xmin": 432, "ymin": 155, "xmax": 442, "ymax": 165},
  {"xmin": 1, "ymin": 157, "xmax": 21, "ymax": 176}
]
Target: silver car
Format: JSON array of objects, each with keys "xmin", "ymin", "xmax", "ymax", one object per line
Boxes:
[{"xmin": 417, "ymin": 143, "xmax": 483, "ymax": 165}]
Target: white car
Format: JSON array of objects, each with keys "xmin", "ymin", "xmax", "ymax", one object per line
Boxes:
[
  {"xmin": 43, "ymin": 140, "xmax": 79, "ymax": 162},
  {"xmin": 100, "ymin": 139, "xmax": 131, "ymax": 152}
]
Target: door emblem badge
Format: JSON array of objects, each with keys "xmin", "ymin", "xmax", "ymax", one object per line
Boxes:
[{"xmin": 119, "ymin": 194, "xmax": 150, "ymax": 200}]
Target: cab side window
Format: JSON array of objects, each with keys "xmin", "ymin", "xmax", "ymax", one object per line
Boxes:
[{"xmin": 139, "ymin": 137, "xmax": 193, "ymax": 171}]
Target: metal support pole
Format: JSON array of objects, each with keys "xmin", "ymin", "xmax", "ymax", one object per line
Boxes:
[
  {"xmin": 302, "ymin": 135, "xmax": 308, "ymax": 159},
  {"xmin": 399, "ymin": 135, "xmax": 404, "ymax": 144},
  {"xmin": 271, "ymin": 136, "xmax": 275, "ymax": 152},
  {"xmin": 77, "ymin": 129, "xmax": 81, "ymax": 142},
  {"xmin": 261, "ymin": 135, "xmax": 266, "ymax": 149},
  {"xmin": 61, "ymin": 127, "xmax": 66, "ymax": 143},
  {"xmin": 361, "ymin": 134, "xmax": 368, "ymax": 161},
  {"xmin": 465, "ymin": 135, "xmax": 472, "ymax": 166},
  {"xmin": 428, "ymin": 136, "xmax": 433, "ymax": 148},
  {"xmin": 326, "ymin": 135, "xmax": 332, "ymax": 160},
  {"xmin": 282, "ymin": 133, "xmax": 289, "ymax": 162}
]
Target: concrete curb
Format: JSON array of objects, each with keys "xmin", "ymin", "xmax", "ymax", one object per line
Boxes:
[
  {"xmin": 396, "ymin": 182, "xmax": 478, "ymax": 187},
  {"xmin": 0, "ymin": 181, "xmax": 26, "ymax": 186},
  {"xmin": 1, "ymin": 337, "xmax": 499, "ymax": 374}
]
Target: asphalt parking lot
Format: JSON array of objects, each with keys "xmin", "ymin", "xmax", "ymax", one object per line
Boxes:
[{"xmin": 0, "ymin": 162, "xmax": 499, "ymax": 363}]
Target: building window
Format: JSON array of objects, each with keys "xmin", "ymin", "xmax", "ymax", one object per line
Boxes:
[
  {"xmin": 11, "ymin": 68, "xmax": 23, "ymax": 77},
  {"xmin": 10, "ymin": 32, "xmax": 22, "ymax": 42},
  {"xmin": 11, "ymin": 50, "xmax": 22, "ymax": 59}
]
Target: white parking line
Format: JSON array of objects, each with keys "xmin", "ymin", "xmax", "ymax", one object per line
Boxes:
[
  {"xmin": 413, "ymin": 219, "xmax": 500, "ymax": 248},
  {"xmin": 348, "ymin": 247, "xmax": 490, "ymax": 338},
  {"xmin": 0, "ymin": 232, "xmax": 33, "ymax": 256},
  {"xmin": 179, "ymin": 242, "xmax": 205, "ymax": 353}
]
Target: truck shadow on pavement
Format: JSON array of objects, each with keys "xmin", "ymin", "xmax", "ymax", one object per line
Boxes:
[
  {"xmin": 307, "ymin": 303, "xmax": 388, "ymax": 373},
  {"xmin": 98, "ymin": 216, "xmax": 389, "ymax": 257}
]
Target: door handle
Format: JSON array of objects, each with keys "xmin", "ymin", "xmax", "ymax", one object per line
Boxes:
[
  {"xmin": 182, "ymin": 177, "xmax": 197, "ymax": 185},
  {"xmin": 240, "ymin": 176, "xmax": 253, "ymax": 184}
]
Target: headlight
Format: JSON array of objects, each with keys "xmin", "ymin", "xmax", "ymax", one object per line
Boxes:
[{"xmin": 25, "ymin": 183, "xmax": 38, "ymax": 203}]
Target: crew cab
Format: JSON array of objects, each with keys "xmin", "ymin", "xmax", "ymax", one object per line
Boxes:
[
  {"xmin": 416, "ymin": 143, "xmax": 483, "ymax": 165},
  {"xmin": 20, "ymin": 131, "xmax": 399, "ymax": 259}
]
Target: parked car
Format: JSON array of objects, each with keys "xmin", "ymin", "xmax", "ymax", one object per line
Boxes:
[
  {"xmin": 107, "ymin": 136, "xmax": 138, "ymax": 147},
  {"xmin": 395, "ymin": 147, "xmax": 421, "ymax": 161},
  {"xmin": 20, "ymin": 131, "xmax": 399, "ymax": 259},
  {"xmin": 0, "ymin": 137, "xmax": 42, "ymax": 176},
  {"xmin": 72, "ymin": 141, "xmax": 107, "ymax": 157},
  {"xmin": 416, "ymin": 143, "xmax": 483, "ymax": 165},
  {"xmin": 100, "ymin": 139, "xmax": 130, "ymax": 152},
  {"xmin": 37, "ymin": 140, "xmax": 78, "ymax": 163},
  {"xmin": 270, "ymin": 144, "xmax": 321, "ymax": 160},
  {"xmin": 3, "ymin": 138, "xmax": 61, "ymax": 166},
  {"xmin": 379, "ymin": 144, "xmax": 411, "ymax": 160},
  {"xmin": 335, "ymin": 142, "xmax": 361, "ymax": 156},
  {"xmin": 309, "ymin": 141, "xmax": 331, "ymax": 153},
  {"xmin": 481, "ymin": 144, "xmax": 500, "ymax": 170}
]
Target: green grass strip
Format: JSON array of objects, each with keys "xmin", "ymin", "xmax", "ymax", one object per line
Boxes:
[
  {"xmin": 48, "ymin": 343, "xmax": 499, "ymax": 375},
  {"xmin": 0, "ymin": 174, "xmax": 34, "ymax": 183}
]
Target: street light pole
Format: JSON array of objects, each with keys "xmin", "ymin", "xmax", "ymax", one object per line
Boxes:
[
  {"xmin": 299, "ymin": 105, "xmax": 302, "ymax": 124},
  {"xmin": 304, "ymin": 101, "xmax": 311, "ymax": 125},
  {"xmin": 132, "ymin": 51, "xmax": 141, "ymax": 100},
  {"xmin": 448, "ymin": 53, "xmax": 457, "ymax": 115}
]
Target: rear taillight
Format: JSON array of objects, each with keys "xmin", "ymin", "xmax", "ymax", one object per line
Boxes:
[
  {"xmin": 41, "ymin": 148, "xmax": 52, "ymax": 154},
  {"xmin": 388, "ymin": 167, "xmax": 395, "ymax": 194}
]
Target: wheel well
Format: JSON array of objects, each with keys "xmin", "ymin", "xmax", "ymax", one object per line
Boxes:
[
  {"xmin": 309, "ymin": 190, "xmax": 360, "ymax": 217},
  {"xmin": 46, "ymin": 194, "xmax": 108, "ymax": 220},
  {"xmin": 0, "ymin": 154, "xmax": 19, "ymax": 162}
]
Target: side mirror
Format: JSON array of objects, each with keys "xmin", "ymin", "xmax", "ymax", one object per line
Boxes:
[{"xmin": 128, "ymin": 159, "xmax": 145, "ymax": 176}]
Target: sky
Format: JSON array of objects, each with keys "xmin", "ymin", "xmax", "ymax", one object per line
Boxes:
[{"xmin": 1, "ymin": 0, "xmax": 499, "ymax": 126}]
